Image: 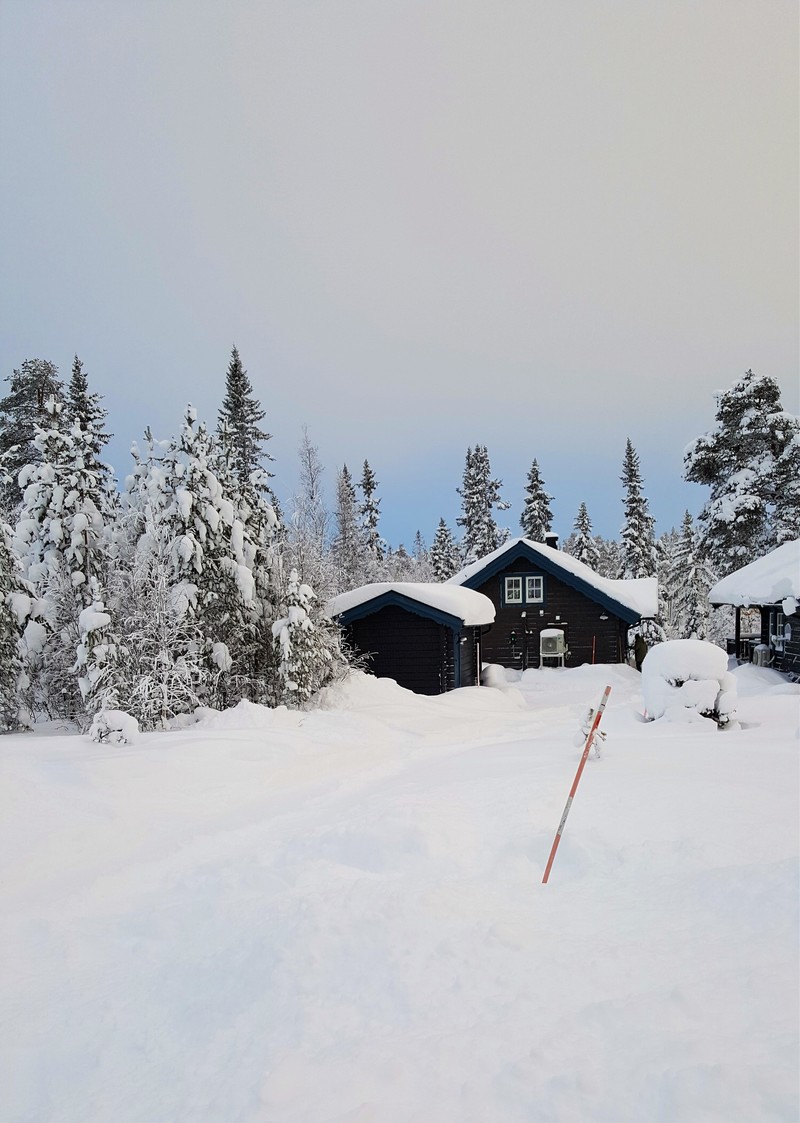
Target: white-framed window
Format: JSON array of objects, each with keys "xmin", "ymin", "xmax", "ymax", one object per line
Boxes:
[
  {"xmin": 526, "ymin": 576, "xmax": 544, "ymax": 603},
  {"xmin": 770, "ymin": 610, "xmax": 786, "ymax": 652},
  {"xmin": 504, "ymin": 575, "xmax": 544, "ymax": 605},
  {"xmin": 505, "ymin": 577, "xmax": 523, "ymax": 604}
]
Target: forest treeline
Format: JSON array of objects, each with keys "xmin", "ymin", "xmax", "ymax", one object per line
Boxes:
[{"xmin": 0, "ymin": 353, "xmax": 796, "ymax": 734}]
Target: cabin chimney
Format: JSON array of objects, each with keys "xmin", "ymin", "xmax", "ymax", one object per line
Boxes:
[{"xmin": 545, "ymin": 533, "xmax": 559, "ymax": 550}]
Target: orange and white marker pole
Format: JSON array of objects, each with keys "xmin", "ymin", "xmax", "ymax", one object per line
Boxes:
[{"xmin": 542, "ymin": 684, "xmax": 612, "ymax": 884}]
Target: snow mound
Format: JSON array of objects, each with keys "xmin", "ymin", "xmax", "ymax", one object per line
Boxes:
[
  {"xmin": 193, "ymin": 699, "xmax": 302, "ymax": 731},
  {"xmin": 89, "ymin": 709, "xmax": 140, "ymax": 745},
  {"xmin": 316, "ymin": 670, "xmax": 421, "ymax": 712},
  {"xmin": 642, "ymin": 640, "xmax": 736, "ymax": 725},
  {"xmin": 732, "ymin": 662, "xmax": 797, "ymax": 696}
]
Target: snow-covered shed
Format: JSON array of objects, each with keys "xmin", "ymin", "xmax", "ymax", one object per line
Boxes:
[
  {"xmin": 328, "ymin": 583, "xmax": 496, "ymax": 695},
  {"xmin": 709, "ymin": 539, "xmax": 800, "ymax": 676},
  {"xmin": 449, "ymin": 537, "xmax": 658, "ymax": 669}
]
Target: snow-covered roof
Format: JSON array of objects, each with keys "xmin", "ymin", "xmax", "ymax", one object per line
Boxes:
[
  {"xmin": 328, "ymin": 582, "xmax": 496, "ymax": 626},
  {"xmin": 448, "ymin": 537, "xmax": 658, "ymax": 619},
  {"xmin": 708, "ymin": 539, "xmax": 800, "ymax": 609}
]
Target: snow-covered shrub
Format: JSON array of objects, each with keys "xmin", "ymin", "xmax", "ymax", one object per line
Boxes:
[
  {"xmin": 641, "ymin": 639, "xmax": 737, "ymax": 726},
  {"xmin": 89, "ymin": 708, "xmax": 139, "ymax": 745}
]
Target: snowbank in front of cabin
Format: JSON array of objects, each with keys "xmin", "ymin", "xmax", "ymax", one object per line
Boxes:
[{"xmin": 0, "ymin": 665, "xmax": 797, "ymax": 1123}]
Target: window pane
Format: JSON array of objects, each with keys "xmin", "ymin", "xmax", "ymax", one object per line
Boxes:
[
  {"xmin": 526, "ymin": 576, "xmax": 543, "ymax": 602},
  {"xmin": 506, "ymin": 578, "xmax": 522, "ymax": 602}
]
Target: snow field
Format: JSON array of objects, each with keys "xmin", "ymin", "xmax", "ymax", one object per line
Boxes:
[{"xmin": 1, "ymin": 666, "xmax": 798, "ymax": 1122}]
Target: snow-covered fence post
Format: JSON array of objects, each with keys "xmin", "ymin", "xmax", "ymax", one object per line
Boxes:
[{"xmin": 542, "ymin": 684, "xmax": 612, "ymax": 884}]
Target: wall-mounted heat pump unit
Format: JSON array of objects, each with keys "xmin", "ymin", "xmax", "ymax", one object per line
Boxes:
[{"xmin": 540, "ymin": 628, "xmax": 567, "ymax": 667}]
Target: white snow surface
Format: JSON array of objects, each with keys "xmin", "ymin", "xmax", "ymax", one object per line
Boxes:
[
  {"xmin": 709, "ymin": 538, "xmax": 800, "ymax": 608},
  {"xmin": 328, "ymin": 581, "xmax": 496, "ymax": 625},
  {"xmin": 449, "ymin": 536, "xmax": 658, "ymax": 618},
  {"xmin": 1, "ymin": 665, "xmax": 798, "ymax": 1123}
]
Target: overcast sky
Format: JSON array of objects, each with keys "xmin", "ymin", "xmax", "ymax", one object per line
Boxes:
[{"xmin": 1, "ymin": 0, "xmax": 797, "ymax": 548}]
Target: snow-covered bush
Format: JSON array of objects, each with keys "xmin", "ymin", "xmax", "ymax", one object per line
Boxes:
[
  {"xmin": 89, "ymin": 708, "xmax": 139, "ymax": 745},
  {"xmin": 641, "ymin": 639, "xmax": 736, "ymax": 726}
]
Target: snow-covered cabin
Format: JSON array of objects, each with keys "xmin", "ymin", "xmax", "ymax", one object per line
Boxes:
[
  {"xmin": 448, "ymin": 537, "xmax": 658, "ymax": 669},
  {"xmin": 708, "ymin": 539, "xmax": 800, "ymax": 677},
  {"xmin": 328, "ymin": 583, "xmax": 496, "ymax": 695}
]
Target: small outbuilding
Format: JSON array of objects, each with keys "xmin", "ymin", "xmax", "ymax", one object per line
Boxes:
[
  {"xmin": 708, "ymin": 539, "xmax": 800, "ymax": 677},
  {"xmin": 449, "ymin": 537, "xmax": 658, "ymax": 669},
  {"xmin": 328, "ymin": 582, "xmax": 496, "ymax": 695}
]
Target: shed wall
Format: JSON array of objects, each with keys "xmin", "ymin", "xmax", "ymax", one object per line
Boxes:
[{"xmin": 343, "ymin": 605, "xmax": 456, "ymax": 695}]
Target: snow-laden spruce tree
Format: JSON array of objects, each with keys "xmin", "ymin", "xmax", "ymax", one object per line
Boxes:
[
  {"xmin": 669, "ymin": 510, "xmax": 719, "ymax": 641},
  {"xmin": 0, "ymin": 520, "xmax": 29, "ymax": 729},
  {"xmin": 13, "ymin": 398, "xmax": 118, "ymax": 719},
  {"xmin": 457, "ymin": 445, "xmax": 510, "ymax": 563},
  {"xmin": 0, "ymin": 358, "xmax": 64, "ymax": 513},
  {"xmin": 411, "ymin": 531, "xmax": 434, "ymax": 580},
  {"xmin": 359, "ymin": 459, "xmax": 385, "ymax": 565},
  {"xmin": 332, "ymin": 464, "xmax": 364, "ymax": 592},
  {"xmin": 217, "ymin": 346, "xmax": 277, "ymax": 507},
  {"xmin": 122, "ymin": 406, "xmax": 281, "ymax": 707},
  {"xmin": 430, "ymin": 518, "xmax": 461, "ymax": 580},
  {"xmin": 619, "ymin": 439, "xmax": 656, "ymax": 579},
  {"xmin": 272, "ymin": 568, "xmax": 347, "ymax": 707},
  {"xmin": 64, "ymin": 356, "xmax": 111, "ymax": 455},
  {"xmin": 684, "ymin": 369, "xmax": 800, "ymax": 572},
  {"xmin": 97, "ymin": 542, "xmax": 206, "ymax": 729},
  {"xmin": 563, "ymin": 502, "xmax": 600, "ymax": 570},
  {"xmin": 146, "ymin": 407, "xmax": 251, "ymax": 705},
  {"xmin": 519, "ymin": 459, "xmax": 553, "ymax": 542}
]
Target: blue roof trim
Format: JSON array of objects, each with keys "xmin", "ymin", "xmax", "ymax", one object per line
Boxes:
[
  {"xmin": 459, "ymin": 541, "xmax": 641, "ymax": 625},
  {"xmin": 336, "ymin": 590, "xmax": 466, "ymax": 631}
]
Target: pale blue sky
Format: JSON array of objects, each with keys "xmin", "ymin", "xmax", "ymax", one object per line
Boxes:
[{"xmin": 1, "ymin": 1, "xmax": 797, "ymax": 548}]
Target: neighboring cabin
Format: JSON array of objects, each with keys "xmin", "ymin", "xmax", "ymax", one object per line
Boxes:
[
  {"xmin": 709, "ymin": 539, "xmax": 800, "ymax": 677},
  {"xmin": 329, "ymin": 583, "xmax": 495, "ymax": 696},
  {"xmin": 448, "ymin": 537, "xmax": 658, "ymax": 671}
]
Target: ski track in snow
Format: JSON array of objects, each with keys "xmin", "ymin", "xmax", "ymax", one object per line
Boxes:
[{"xmin": 1, "ymin": 665, "xmax": 798, "ymax": 1123}]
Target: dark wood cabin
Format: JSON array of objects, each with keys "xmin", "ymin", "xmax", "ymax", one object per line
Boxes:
[
  {"xmin": 330, "ymin": 584, "xmax": 495, "ymax": 695},
  {"xmin": 709, "ymin": 541, "xmax": 800, "ymax": 678},
  {"xmin": 452, "ymin": 538, "xmax": 654, "ymax": 670}
]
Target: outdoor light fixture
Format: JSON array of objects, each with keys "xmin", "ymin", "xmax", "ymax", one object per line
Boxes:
[{"xmin": 599, "ymin": 612, "xmax": 609, "ymax": 621}]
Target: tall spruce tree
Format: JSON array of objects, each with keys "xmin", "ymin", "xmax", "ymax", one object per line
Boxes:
[
  {"xmin": 64, "ymin": 356, "xmax": 110, "ymax": 455},
  {"xmin": 671, "ymin": 510, "xmax": 718, "ymax": 640},
  {"xmin": 0, "ymin": 358, "xmax": 64, "ymax": 511},
  {"xmin": 619, "ymin": 439, "xmax": 656, "ymax": 579},
  {"xmin": 565, "ymin": 502, "xmax": 600, "ymax": 569},
  {"xmin": 684, "ymin": 369, "xmax": 800, "ymax": 572},
  {"xmin": 217, "ymin": 346, "xmax": 276, "ymax": 504},
  {"xmin": 359, "ymin": 460, "xmax": 385, "ymax": 562},
  {"xmin": 272, "ymin": 568, "xmax": 345, "ymax": 706},
  {"xmin": 332, "ymin": 464, "xmax": 362, "ymax": 591},
  {"xmin": 13, "ymin": 397, "xmax": 117, "ymax": 719},
  {"xmin": 430, "ymin": 518, "xmax": 461, "ymax": 581},
  {"xmin": 519, "ymin": 459, "xmax": 553, "ymax": 542},
  {"xmin": 457, "ymin": 445, "xmax": 510, "ymax": 563}
]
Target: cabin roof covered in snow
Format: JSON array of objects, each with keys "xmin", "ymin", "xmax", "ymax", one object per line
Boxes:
[
  {"xmin": 708, "ymin": 539, "xmax": 800, "ymax": 608},
  {"xmin": 328, "ymin": 582, "xmax": 496, "ymax": 627},
  {"xmin": 448, "ymin": 537, "xmax": 658, "ymax": 622}
]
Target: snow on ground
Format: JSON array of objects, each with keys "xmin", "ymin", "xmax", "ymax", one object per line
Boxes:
[{"xmin": 1, "ymin": 665, "xmax": 798, "ymax": 1123}]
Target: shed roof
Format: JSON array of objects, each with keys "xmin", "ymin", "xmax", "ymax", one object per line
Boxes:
[
  {"xmin": 708, "ymin": 539, "xmax": 800, "ymax": 608},
  {"xmin": 328, "ymin": 582, "xmax": 496, "ymax": 627},
  {"xmin": 448, "ymin": 537, "xmax": 658, "ymax": 623}
]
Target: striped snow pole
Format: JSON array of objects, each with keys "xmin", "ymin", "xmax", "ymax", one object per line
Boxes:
[{"xmin": 542, "ymin": 684, "xmax": 612, "ymax": 884}]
